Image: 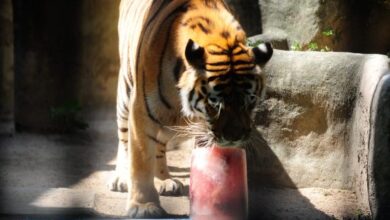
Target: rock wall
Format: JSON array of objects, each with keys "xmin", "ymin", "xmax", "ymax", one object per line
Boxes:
[
  {"xmin": 249, "ymin": 50, "xmax": 389, "ymax": 216},
  {"xmin": 225, "ymin": 0, "xmax": 262, "ymax": 36},
  {"xmin": 258, "ymin": 0, "xmax": 390, "ymax": 53},
  {"xmin": 253, "ymin": 50, "xmax": 364, "ymax": 189},
  {"xmin": 259, "ymin": 0, "xmax": 320, "ymax": 46}
]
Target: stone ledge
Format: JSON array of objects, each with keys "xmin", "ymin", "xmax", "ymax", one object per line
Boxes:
[{"xmin": 0, "ymin": 186, "xmax": 369, "ymax": 219}]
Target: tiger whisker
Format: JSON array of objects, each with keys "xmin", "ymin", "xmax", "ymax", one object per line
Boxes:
[{"xmin": 167, "ymin": 118, "xmax": 215, "ymax": 148}]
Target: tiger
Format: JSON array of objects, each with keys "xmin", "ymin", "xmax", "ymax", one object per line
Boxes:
[{"xmin": 108, "ymin": 0, "xmax": 273, "ymax": 218}]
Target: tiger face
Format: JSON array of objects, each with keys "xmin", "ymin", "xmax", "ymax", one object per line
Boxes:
[{"xmin": 178, "ymin": 39, "xmax": 273, "ymax": 146}]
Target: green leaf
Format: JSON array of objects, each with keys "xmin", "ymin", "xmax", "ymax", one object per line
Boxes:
[
  {"xmin": 308, "ymin": 42, "xmax": 319, "ymax": 51},
  {"xmin": 322, "ymin": 29, "xmax": 335, "ymax": 37},
  {"xmin": 290, "ymin": 42, "xmax": 302, "ymax": 51},
  {"xmin": 247, "ymin": 39, "xmax": 263, "ymax": 47}
]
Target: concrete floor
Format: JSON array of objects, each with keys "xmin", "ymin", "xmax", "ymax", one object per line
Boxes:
[{"xmin": 0, "ymin": 117, "xmax": 370, "ymax": 219}]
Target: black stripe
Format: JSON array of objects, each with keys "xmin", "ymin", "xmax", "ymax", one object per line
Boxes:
[
  {"xmin": 147, "ymin": 134, "xmax": 166, "ymax": 146},
  {"xmin": 194, "ymin": 98, "xmax": 204, "ymax": 113},
  {"xmin": 208, "ymin": 75, "xmax": 219, "ymax": 82},
  {"xmin": 206, "ymin": 61, "xmax": 231, "ymax": 66},
  {"xmin": 238, "ymin": 74, "xmax": 256, "ymax": 80},
  {"xmin": 229, "ymin": 43, "xmax": 240, "ymax": 51},
  {"xmin": 183, "ymin": 16, "xmax": 211, "ymax": 26},
  {"xmin": 256, "ymin": 76, "xmax": 261, "ymax": 92},
  {"xmin": 158, "ymin": 29, "xmax": 173, "ymax": 109},
  {"xmin": 123, "ymin": 102, "xmax": 129, "ymax": 112},
  {"xmin": 208, "ymin": 73, "xmax": 235, "ymax": 82},
  {"xmin": 189, "ymin": 89, "xmax": 195, "ymax": 102},
  {"xmin": 188, "ymin": 89, "xmax": 195, "ymax": 111},
  {"xmin": 208, "ymin": 50, "xmax": 229, "ymax": 55},
  {"xmin": 116, "ymin": 107, "xmax": 129, "ymax": 121},
  {"xmin": 173, "ymin": 58, "xmax": 183, "ymax": 82},
  {"xmin": 235, "ymin": 66, "xmax": 255, "ymax": 72},
  {"xmin": 194, "ymin": 94, "xmax": 205, "ymax": 111},
  {"xmin": 124, "ymin": 75, "xmax": 132, "ymax": 95},
  {"xmin": 233, "ymin": 49, "xmax": 247, "ymax": 55},
  {"xmin": 144, "ymin": 1, "xmax": 170, "ymax": 31},
  {"xmin": 117, "ymin": 108, "xmax": 128, "ymax": 120},
  {"xmin": 220, "ymin": 31, "xmax": 230, "ymax": 39},
  {"xmin": 119, "ymin": 127, "xmax": 128, "ymax": 132},
  {"xmin": 201, "ymin": 85, "xmax": 207, "ymax": 95},
  {"xmin": 233, "ymin": 60, "xmax": 254, "ymax": 65},
  {"xmin": 183, "ymin": 3, "xmax": 197, "ymax": 11},
  {"xmin": 198, "ymin": 23, "xmax": 210, "ymax": 34},
  {"xmin": 143, "ymin": 71, "xmax": 163, "ymax": 125},
  {"xmin": 120, "ymin": 139, "xmax": 128, "ymax": 143},
  {"xmin": 156, "ymin": 155, "xmax": 164, "ymax": 159},
  {"xmin": 205, "ymin": 68, "xmax": 228, "ymax": 72},
  {"xmin": 213, "ymin": 84, "xmax": 228, "ymax": 91},
  {"xmin": 136, "ymin": 3, "xmax": 187, "ymax": 80},
  {"xmin": 208, "ymin": 44, "xmax": 228, "ymax": 51},
  {"xmin": 204, "ymin": 0, "xmax": 218, "ymax": 9},
  {"xmin": 199, "ymin": 16, "xmax": 211, "ymax": 25},
  {"xmin": 117, "ymin": 114, "xmax": 128, "ymax": 121}
]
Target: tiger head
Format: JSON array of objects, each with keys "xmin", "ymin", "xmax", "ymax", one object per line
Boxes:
[{"xmin": 178, "ymin": 38, "xmax": 273, "ymax": 146}]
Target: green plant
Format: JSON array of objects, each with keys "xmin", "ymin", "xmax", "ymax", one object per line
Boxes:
[
  {"xmin": 308, "ymin": 42, "xmax": 319, "ymax": 51},
  {"xmin": 320, "ymin": 46, "xmax": 331, "ymax": 52},
  {"xmin": 290, "ymin": 42, "xmax": 302, "ymax": 51},
  {"xmin": 247, "ymin": 39, "xmax": 263, "ymax": 47},
  {"xmin": 322, "ymin": 28, "xmax": 335, "ymax": 37},
  {"xmin": 355, "ymin": 209, "xmax": 364, "ymax": 216},
  {"xmin": 50, "ymin": 101, "xmax": 88, "ymax": 132}
]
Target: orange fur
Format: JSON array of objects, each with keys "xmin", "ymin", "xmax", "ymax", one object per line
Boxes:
[{"xmin": 174, "ymin": 0, "xmax": 254, "ymax": 78}]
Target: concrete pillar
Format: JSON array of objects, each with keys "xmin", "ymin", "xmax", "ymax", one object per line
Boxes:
[{"xmin": 0, "ymin": 0, "xmax": 14, "ymax": 135}]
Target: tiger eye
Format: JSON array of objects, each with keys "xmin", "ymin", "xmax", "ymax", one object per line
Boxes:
[{"xmin": 209, "ymin": 97, "xmax": 217, "ymax": 103}]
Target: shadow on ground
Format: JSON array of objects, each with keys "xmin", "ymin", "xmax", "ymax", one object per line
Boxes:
[
  {"xmin": 0, "ymin": 112, "xmax": 333, "ymax": 219},
  {"xmin": 246, "ymin": 130, "xmax": 329, "ymax": 219}
]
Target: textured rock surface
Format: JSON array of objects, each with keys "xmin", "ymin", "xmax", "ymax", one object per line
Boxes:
[
  {"xmin": 225, "ymin": 0, "xmax": 262, "ymax": 36},
  {"xmin": 258, "ymin": 0, "xmax": 390, "ymax": 53},
  {"xmin": 248, "ymin": 31, "xmax": 289, "ymax": 50},
  {"xmin": 259, "ymin": 0, "xmax": 320, "ymax": 45},
  {"xmin": 251, "ymin": 50, "xmax": 389, "ymax": 218},
  {"xmin": 255, "ymin": 50, "xmax": 363, "ymax": 189}
]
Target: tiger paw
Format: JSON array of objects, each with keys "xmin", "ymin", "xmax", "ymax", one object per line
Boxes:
[
  {"xmin": 107, "ymin": 172, "xmax": 128, "ymax": 192},
  {"xmin": 157, "ymin": 178, "xmax": 184, "ymax": 196},
  {"xmin": 127, "ymin": 202, "xmax": 167, "ymax": 218}
]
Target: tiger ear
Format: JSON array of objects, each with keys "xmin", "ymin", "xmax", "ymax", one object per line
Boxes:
[
  {"xmin": 252, "ymin": 42, "xmax": 273, "ymax": 66},
  {"xmin": 185, "ymin": 39, "xmax": 205, "ymax": 70}
]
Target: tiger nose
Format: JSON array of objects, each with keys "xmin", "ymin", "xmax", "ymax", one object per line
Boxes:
[{"xmin": 222, "ymin": 126, "xmax": 251, "ymax": 142}]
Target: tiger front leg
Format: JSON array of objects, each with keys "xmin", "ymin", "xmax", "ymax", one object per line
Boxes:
[
  {"xmin": 154, "ymin": 142, "xmax": 184, "ymax": 196},
  {"xmin": 108, "ymin": 140, "xmax": 129, "ymax": 192},
  {"xmin": 126, "ymin": 112, "xmax": 166, "ymax": 218}
]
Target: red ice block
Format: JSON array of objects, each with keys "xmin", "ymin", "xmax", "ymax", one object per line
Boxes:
[{"xmin": 190, "ymin": 145, "xmax": 248, "ymax": 220}]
